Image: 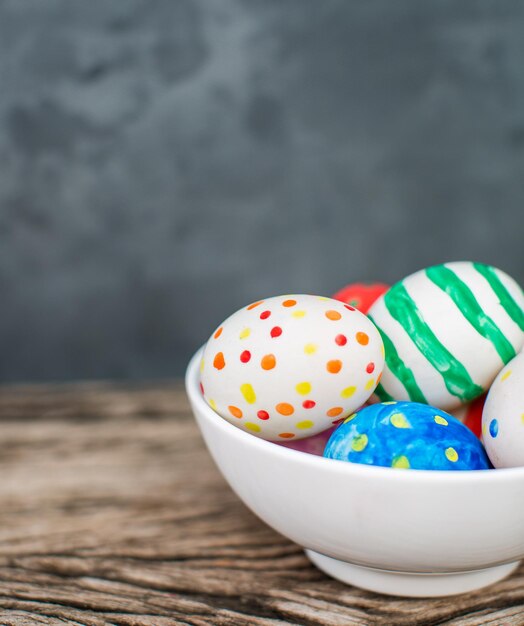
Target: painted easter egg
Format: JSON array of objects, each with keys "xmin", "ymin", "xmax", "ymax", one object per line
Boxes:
[
  {"xmin": 368, "ymin": 262, "xmax": 524, "ymax": 411},
  {"xmin": 200, "ymin": 295, "xmax": 385, "ymax": 441},
  {"xmin": 324, "ymin": 401, "xmax": 490, "ymax": 470},
  {"xmin": 482, "ymin": 351, "xmax": 524, "ymax": 468},
  {"xmin": 332, "ymin": 282, "xmax": 389, "ymax": 314}
]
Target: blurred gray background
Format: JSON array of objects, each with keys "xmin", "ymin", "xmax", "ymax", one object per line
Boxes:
[{"xmin": 1, "ymin": 0, "xmax": 523, "ymax": 382}]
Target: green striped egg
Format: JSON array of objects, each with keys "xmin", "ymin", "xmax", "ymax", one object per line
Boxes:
[{"xmin": 368, "ymin": 262, "xmax": 524, "ymax": 411}]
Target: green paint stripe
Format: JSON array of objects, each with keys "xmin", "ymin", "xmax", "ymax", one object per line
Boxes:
[
  {"xmin": 384, "ymin": 283, "xmax": 484, "ymax": 402},
  {"xmin": 374, "ymin": 382, "xmax": 395, "ymax": 402},
  {"xmin": 474, "ymin": 263, "xmax": 524, "ymax": 331},
  {"xmin": 426, "ymin": 265, "xmax": 516, "ymax": 364},
  {"xmin": 368, "ymin": 315, "xmax": 427, "ymax": 403}
]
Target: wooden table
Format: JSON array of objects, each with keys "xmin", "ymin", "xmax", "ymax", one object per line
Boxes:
[{"xmin": 0, "ymin": 383, "xmax": 522, "ymax": 625}]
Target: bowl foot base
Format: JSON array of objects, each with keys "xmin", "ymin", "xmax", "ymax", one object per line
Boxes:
[{"xmin": 305, "ymin": 550, "xmax": 520, "ymax": 597}]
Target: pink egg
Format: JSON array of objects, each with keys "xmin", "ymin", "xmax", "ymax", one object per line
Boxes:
[{"xmin": 277, "ymin": 426, "xmax": 337, "ymax": 456}]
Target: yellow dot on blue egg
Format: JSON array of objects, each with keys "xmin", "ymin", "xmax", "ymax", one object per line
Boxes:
[
  {"xmin": 344, "ymin": 413, "xmax": 357, "ymax": 424},
  {"xmin": 351, "ymin": 434, "xmax": 368, "ymax": 452},
  {"xmin": 434, "ymin": 415, "xmax": 448, "ymax": 426},
  {"xmin": 390, "ymin": 413, "xmax": 410, "ymax": 428},
  {"xmin": 489, "ymin": 418, "xmax": 499, "ymax": 438},
  {"xmin": 392, "ymin": 455, "xmax": 410, "ymax": 469},
  {"xmin": 445, "ymin": 447, "xmax": 459, "ymax": 462}
]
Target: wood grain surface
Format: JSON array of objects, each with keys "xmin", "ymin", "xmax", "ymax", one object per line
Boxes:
[{"xmin": 0, "ymin": 382, "xmax": 522, "ymax": 626}]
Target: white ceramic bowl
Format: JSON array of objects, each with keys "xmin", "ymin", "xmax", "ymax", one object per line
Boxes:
[{"xmin": 186, "ymin": 348, "xmax": 524, "ymax": 597}]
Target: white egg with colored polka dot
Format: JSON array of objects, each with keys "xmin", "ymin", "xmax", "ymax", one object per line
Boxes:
[
  {"xmin": 200, "ymin": 295, "xmax": 385, "ymax": 441},
  {"xmin": 482, "ymin": 350, "xmax": 524, "ymax": 468}
]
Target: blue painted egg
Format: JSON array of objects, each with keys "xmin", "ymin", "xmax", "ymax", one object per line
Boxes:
[{"xmin": 323, "ymin": 401, "xmax": 490, "ymax": 470}]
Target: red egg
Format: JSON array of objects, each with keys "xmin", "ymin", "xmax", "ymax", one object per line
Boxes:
[
  {"xmin": 452, "ymin": 394, "xmax": 486, "ymax": 439},
  {"xmin": 332, "ymin": 282, "xmax": 389, "ymax": 314}
]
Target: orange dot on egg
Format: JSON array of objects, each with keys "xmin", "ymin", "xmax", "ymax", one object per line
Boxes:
[
  {"xmin": 327, "ymin": 407, "xmax": 343, "ymax": 417},
  {"xmin": 276, "ymin": 402, "xmax": 294, "ymax": 416},
  {"xmin": 279, "ymin": 432, "xmax": 295, "ymax": 439},
  {"xmin": 356, "ymin": 332, "xmax": 369, "ymax": 345},
  {"xmin": 325, "ymin": 310, "xmax": 342, "ymax": 321},
  {"xmin": 247, "ymin": 300, "xmax": 264, "ymax": 310},
  {"xmin": 228, "ymin": 405, "xmax": 243, "ymax": 418},
  {"xmin": 261, "ymin": 354, "xmax": 277, "ymax": 370},
  {"xmin": 214, "ymin": 327, "xmax": 223, "ymax": 339},
  {"xmin": 282, "ymin": 299, "xmax": 297, "ymax": 307},
  {"xmin": 213, "ymin": 352, "xmax": 226, "ymax": 370},
  {"xmin": 326, "ymin": 359, "xmax": 342, "ymax": 374}
]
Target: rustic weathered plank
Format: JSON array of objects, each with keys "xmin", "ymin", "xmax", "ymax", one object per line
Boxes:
[{"xmin": 0, "ymin": 383, "xmax": 521, "ymax": 626}]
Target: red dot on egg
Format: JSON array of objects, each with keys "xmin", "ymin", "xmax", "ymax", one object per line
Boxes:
[
  {"xmin": 332, "ymin": 417, "xmax": 346, "ymax": 425},
  {"xmin": 270, "ymin": 326, "xmax": 282, "ymax": 338},
  {"xmin": 257, "ymin": 410, "xmax": 270, "ymax": 420},
  {"xmin": 344, "ymin": 304, "xmax": 356, "ymax": 311},
  {"xmin": 260, "ymin": 310, "xmax": 271, "ymax": 320},
  {"xmin": 240, "ymin": 350, "xmax": 251, "ymax": 363},
  {"xmin": 335, "ymin": 334, "xmax": 347, "ymax": 346},
  {"xmin": 366, "ymin": 362, "xmax": 375, "ymax": 374},
  {"xmin": 302, "ymin": 400, "xmax": 316, "ymax": 409},
  {"xmin": 199, "ymin": 382, "xmax": 205, "ymax": 395}
]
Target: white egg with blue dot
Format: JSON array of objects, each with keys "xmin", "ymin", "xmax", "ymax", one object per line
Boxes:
[
  {"xmin": 482, "ymin": 351, "xmax": 524, "ymax": 468},
  {"xmin": 324, "ymin": 401, "xmax": 490, "ymax": 470}
]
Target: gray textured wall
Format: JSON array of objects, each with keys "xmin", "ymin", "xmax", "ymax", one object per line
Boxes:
[{"xmin": 1, "ymin": 0, "xmax": 524, "ymax": 382}]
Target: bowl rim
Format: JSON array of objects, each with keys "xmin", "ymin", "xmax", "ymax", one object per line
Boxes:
[{"xmin": 186, "ymin": 346, "xmax": 524, "ymax": 484}]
